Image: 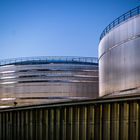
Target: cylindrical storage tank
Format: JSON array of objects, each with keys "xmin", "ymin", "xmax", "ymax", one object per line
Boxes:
[
  {"xmin": 0, "ymin": 56, "xmax": 98, "ymax": 106},
  {"xmin": 99, "ymin": 6, "xmax": 140, "ymax": 96}
]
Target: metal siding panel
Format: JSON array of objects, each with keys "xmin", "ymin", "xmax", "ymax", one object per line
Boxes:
[
  {"xmin": 99, "ymin": 14, "xmax": 140, "ymax": 96},
  {"xmin": 79, "ymin": 106, "xmax": 87, "ymax": 140},
  {"xmin": 110, "ymin": 103, "xmax": 120, "ymax": 140},
  {"xmin": 87, "ymin": 106, "xmax": 94, "ymax": 140},
  {"xmin": 72, "ymin": 107, "xmax": 80, "ymax": 140},
  {"xmin": 66, "ymin": 107, "xmax": 73, "ymax": 140}
]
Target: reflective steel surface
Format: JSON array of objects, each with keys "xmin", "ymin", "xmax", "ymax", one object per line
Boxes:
[
  {"xmin": 0, "ymin": 56, "xmax": 98, "ymax": 106},
  {"xmin": 99, "ymin": 10, "xmax": 140, "ymax": 96}
]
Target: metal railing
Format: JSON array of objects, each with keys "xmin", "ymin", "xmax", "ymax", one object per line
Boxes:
[
  {"xmin": 100, "ymin": 6, "xmax": 140, "ymax": 40},
  {"xmin": 0, "ymin": 56, "xmax": 98, "ymax": 66}
]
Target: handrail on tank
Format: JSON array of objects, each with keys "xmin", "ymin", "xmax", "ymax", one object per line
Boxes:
[
  {"xmin": 0, "ymin": 56, "xmax": 98, "ymax": 66},
  {"xmin": 100, "ymin": 6, "xmax": 140, "ymax": 40}
]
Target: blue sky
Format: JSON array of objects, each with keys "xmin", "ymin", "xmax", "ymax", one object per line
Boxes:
[{"xmin": 0, "ymin": 0, "xmax": 140, "ymax": 59}]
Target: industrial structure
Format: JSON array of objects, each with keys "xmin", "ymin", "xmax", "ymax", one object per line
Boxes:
[
  {"xmin": 99, "ymin": 6, "xmax": 140, "ymax": 97},
  {"xmin": 0, "ymin": 56, "xmax": 98, "ymax": 106},
  {"xmin": 0, "ymin": 5, "xmax": 140, "ymax": 140},
  {"xmin": 0, "ymin": 94, "xmax": 139, "ymax": 140}
]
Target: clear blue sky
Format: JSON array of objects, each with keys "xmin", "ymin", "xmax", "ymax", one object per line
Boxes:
[{"xmin": 0, "ymin": 0, "xmax": 139, "ymax": 59}]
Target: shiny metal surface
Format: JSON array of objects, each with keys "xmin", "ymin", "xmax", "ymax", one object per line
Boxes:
[
  {"xmin": 99, "ymin": 11, "xmax": 140, "ymax": 96},
  {"xmin": 0, "ymin": 56, "xmax": 98, "ymax": 106}
]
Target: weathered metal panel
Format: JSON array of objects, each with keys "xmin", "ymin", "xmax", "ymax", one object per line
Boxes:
[
  {"xmin": 21, "ymin": 111, "xmax": 25, "ymax": 140},
  {"xmin": 94, "ymin": 104, "xmax": 102, "ymax": 140},
  {"xmin": 119, "ymin": 103, "xmax": 129, "ymax": 140},
  {"xmin": 0, "ymin": 114, "xmax": 1, "ymax": 140},
  {"xmin": 102, "ymin": 104, "xmax": 110, "ymax": 140},
  {"xmin": 2, "ymin": 113, "xmax": 6, "ymax": 140},
  {"xmin": 79, "ymin": 106, "xmax": 87, "ymax": 140},
  {"xmin": 42, "ymin": 109, "xmax": 48, "ymax": 140},
  {"xmin": 66, "ymin": 107, "xmax": 73, "ymax": 140},
  {"xmin": 60, "ymin": 108, "xmax": 66, "ymax": 140},
  {"xmin": 110, "ymin": 103, "xmax": 120, "ymax": 140},
  {"xmin": 55, "ymin": 108, "xmax": 60, "ymax": 140},
  {"xmin": 49, "ymin": 109, "xmax": 54, "ymax": 140},
  {"xmin": 87, "ymin": 106, "xmax": 94, "ymax": 140},
  {"xmin": 129, "ymin": 102, "xmax": 139, "ymax": 140},
  {"xmin": 28, "ymin": 110, "xmax": 33, "ymax": 140},
  {"xmin": 0, "ymin": 96, "xmax": 139, "ymax": 140},
  {"xmin": 72, "ymin": 107, "xmax": 80, "ymax": 140}
]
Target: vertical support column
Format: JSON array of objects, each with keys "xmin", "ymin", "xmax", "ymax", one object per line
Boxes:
[
  {"xmin": 87, "ymin": 105, "xmax": 94, "ymax": 140},
  {"xmin": 60, "ymin": 108, "xmax": 67, "ymax": 140},
  {"xmin": 94, "ymin": 104, "xmax": 102, "ymax": 140},
  {"xmin": 66, "ymin": 107, "xmax": 73, "ymax": 140},
  {"xmin": 2, "ymin": 113, "xmax": 6, "ymax": 140},
  {"xmin": 63, "ymin": 108, "xmax": 67, "ymax": 140},
  {"xmin": 35, "ymin": 109, "xmax": 38, "ymax": 140},
  {"xmin": 129, "ymin": 101, "xmax": 139, "ymax": 140},
  {"xmin": 9, "ymin": 112, "xmax": 13, "ymax": 140},
  {"xmin": 79, "ymin": 106, "xmax": 87, "ymax": 140},
  {"xmin": 0, "ymin": 113, "xmax": 2, "ymax": 140},
  {"xmin": 1, "ymin": 113, "xmax": 3, "ymax": 140},
  {"xmin": 110, "ymin": 103, "xmax": 120, "ymax": 140},
  {"xmin": 29, "ymin": 110, "xmax": 33, "ymax": 140},
  {"xmin": 137, "ymin": 101, "xmax": 140, "ymax": 140},
  {"xmin": 32, "ymin": 109, "xmax": 36, "ymax": 140},
  {"xmin": 13, "ymin": 111, "xmax": 17, "ymax": 140},
  {"xmin": 72, "ymin": 106, "xmax": 80, "ymax": 140},
  {"xmin": 119, "ymin": 102, "xmax": 129, "ymax": 140},
  {"xmin": 49, "ymin": 109, "xmax": 55, "ymax": 140},
  {"xmin": 42, "ymin": 109, "xmax": 48, "ymax": 140},
  {"xmin": 25, "ymin": 110, "xmax": 29, "ymax": 140},
  {"xmin": 0, "ymin": 113, "xmax": 1, "ymax": 140},
  {"xmin": 55, "ymin": 108, "xmax": 60, "ymax": 140},
  {"xmin": 39, "ymin": 109, "xmax": 43, "ymax": 140},
  {"xmin": 17, "ymin": 111, "xmax": 21, "ymax": 140},
  {"xmin": 21, "ymin": 111, "xmax": 25, "ymax": 140},
  {"xmin": 35, "ymin": 109, "xmax": 43, "ymax": 140},
  {"xmin": 102, "ymin": 103, "xmax": 110, "ymax": 140},
  {"xmin": 6, "ymin": 112, "xmax": 9, "ymax": 140}
]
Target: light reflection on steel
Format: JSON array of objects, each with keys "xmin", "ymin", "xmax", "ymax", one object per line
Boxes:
[
  {"xmin": 0, "ymin": 56, "xmax": 98, "ymax": 106},
  {"xmin": 99, "ymin": 6, "xmax": 140, "ymax": 96}
]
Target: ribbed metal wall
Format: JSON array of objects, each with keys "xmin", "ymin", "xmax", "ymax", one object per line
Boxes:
[
  {"xmin": 0, "ymin": 95, "xmax": 139, "ymax": 140},
  {"xmin": 0, "ymin": 56, "xmax": 98, "ymax": 106},
  {"xmin": 99, "ymin": 7, "xmax": 140, "ymax": 96}
]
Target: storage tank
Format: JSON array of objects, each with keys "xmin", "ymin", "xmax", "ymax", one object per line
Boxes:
[
  {"xmin": 0, "ymin": 56, "xmax": 98, "ymax": 106},
  {"xmin": 99, "ymin": 6, "xmax": 140, "ymax": 96}
]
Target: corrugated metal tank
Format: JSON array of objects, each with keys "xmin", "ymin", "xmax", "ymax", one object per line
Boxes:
[
  {"xmin": 99, "ymin": 6, "xmax": 140, "ymax": 96},
  {"xmin": 0, "ymin": 56, "xmax": 98, "ymax": 106}
]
